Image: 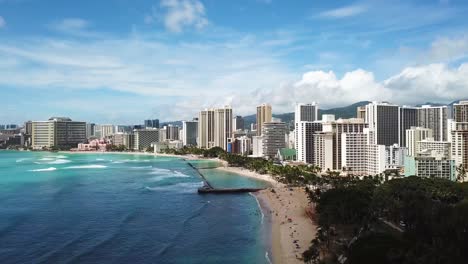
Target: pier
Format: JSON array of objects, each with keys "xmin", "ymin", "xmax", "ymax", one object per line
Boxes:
[{"xmin": 186, "ymin": 162, "xmax": 266, "ymax": 194}]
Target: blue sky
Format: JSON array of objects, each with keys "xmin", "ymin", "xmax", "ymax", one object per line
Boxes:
[{"xmin": 1, "ymin": 0, "xmax": 468, "ymax": 124}]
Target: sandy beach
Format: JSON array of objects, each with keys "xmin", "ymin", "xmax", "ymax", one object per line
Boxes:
[
  {"xmin": 256, "ymin": 187, "xmax": 317, "ymax": 264},
  {"xmin": 215, "ymin": 166, "xmax": 283, "ymax": 187}
]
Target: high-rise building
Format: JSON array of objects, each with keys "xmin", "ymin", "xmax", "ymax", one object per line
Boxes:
[
  {"xmin": 323, "ymin": 117, "xmax": 368, "ymax": 170},
  {"xmin": 134, "ymin": 129, "xmax": 159, "ymax": 151},
  {"xmin": 406, "ymin": 127, "xmax": 433, "ymax": 157},
  {"xmin": 214, "ymin": 107, "xmax": 233, "ymax": 150},
  {"xmin": 31, "ymin": 117, "xmax": 86, "ymax": 149},
  {"xmin": 365, "ymin": 102, "xmax": 399, "ymax": 146},
  {"xmin": 453, "ymin": 101, "xmax": 468, "ymax": 122},
  {"xmin": 198, "ymin": 106, "xmax": 232, "ymax": 150},
  {"xmin": 233, "ymin": 116, "xmax": 244, "ymax": 131},
  {"xmin": 296, "ymin": 121, "xmax": 323, "ymax": 164},
  {"xmin": 295, "ymin": 103, "xmax": 318, "ymax": 123},
  {"xmin": 231, "ymin": 136, "xmax": 251, "ymax": 155},
  {"xmin": 295, "ymin": 103, "xmax": 320, "ymax": 163},
  {"xmin": 449, "ymin": 121, "xmax": 468, "ymax": 171},
  {"xmin": 112, "ymin": 132, "xmax": 134, "ymax": 149},
  {"xmin": 165, "ymin": 125, "xmax": 180, "ymax": 140},
  {"xmin": 262, "ymin": 122, "xmax": 287, "ymax": 159},
  {"xmin": 356, "ymin": 106, "xmax": 366, "ymax": 119},
  {"xmin": 386, "ymin": 144, "xmax": 407, "ymax": 170},
  {"xmin": 198, "ymin": 109, "xmax": 215, "ymax": 149},
  {"xmin": 182, "ymin": 120, "xmax": 198, "ymax": 146},
  {"xmin": 144, "ymin": 119, "xmax": 160, "ymax": 129},
  {"xmin": 252, "ymin": 136, "xmax": 264, "ymax": 157},
  {"xmin": 96, "ymin": 124, "xmax": 115, "ymax": 139},
  {"xmin": 256, "ymin": 104, "xmax": 272, "ymax": 136},
  {"xmin": 341, "ymin": 132, "xmax": 368, "ymax": 175},
  {"xmin": 398, "ymin": 106, "xmax": 419, "ymax": 147},
  {"xmin": 24, "ymin": 121, "xmax": 33, "ymax": 136},
  {"xmin": 86, "ymin": 123, "xmax": 96, "ymax": 138},
  {"xmin": 314, "ymin": 132, "xmax": 334, "ymax": 171},
  {"xmin": 418, "ymin": 105, "xmax": 448, "ymax": 141}
]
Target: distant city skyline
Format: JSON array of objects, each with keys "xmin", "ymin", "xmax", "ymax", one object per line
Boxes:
[{"xmin": 1, "ymin": 0, "xmax": 468, "ymax": 124}]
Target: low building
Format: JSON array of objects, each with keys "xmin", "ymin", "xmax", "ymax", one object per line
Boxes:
[
  {"xmin": 77, "ymin": 139, "xmax": 110, "ymax": 152},
  {"xmin": 404, "ymin": 154, "xmax": 456, "ymax": 181},
  {"xmin": 231, "ymin": 136, "xmax": 251, "ymax": 155}
]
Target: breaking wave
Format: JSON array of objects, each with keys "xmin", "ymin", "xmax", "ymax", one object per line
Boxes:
[{"xmin": 29, "ymin": 167, "xmax": 57, "ymax": 172}]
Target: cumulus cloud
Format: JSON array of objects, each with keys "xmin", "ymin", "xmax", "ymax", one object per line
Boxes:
[
  {"xmin": 0, "ymin": 16, "xmax": 5, "ymax": 28},
  {"xmin": 150, "ymin": 0, "xmax": 209, "ymax": 33},
  {"xmin": 210, "ymin": 63, "xmax": 468, "ymax": 115}
]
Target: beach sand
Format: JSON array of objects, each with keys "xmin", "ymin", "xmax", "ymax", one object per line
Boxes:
[
  {"xmin": 256, "ymin": 187, "xmax": 317, "ymax": 264},
  {"xmin": 215, "ymin": 166, "xmax": 283, "ymax": 187}
]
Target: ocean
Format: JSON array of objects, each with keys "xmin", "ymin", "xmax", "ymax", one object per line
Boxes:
[{"xmin": 0, "ymin": 151, "xmax": 271, "ymax": 264}]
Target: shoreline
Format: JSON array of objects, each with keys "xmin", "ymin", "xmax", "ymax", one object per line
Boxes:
[{"xmin": 256, "ymin": 187, "xmax": 317, "ymax": 264}]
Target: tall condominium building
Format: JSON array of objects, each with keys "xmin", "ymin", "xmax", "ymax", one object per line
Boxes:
[
  {"xmin": 356, "ymin": 106, "xmax": 366, "ymax": 120},
  {"xmin": 159, "ymin": 127, "xmax": 167, "ymax": 142},
  {"xmin": 24, "ymin": 121, "xmax": 33, "ymax": 136},
  {"xmin": 453, "ymin": 101, "xmax": 468, "ymax": 122},
  {"xmin": 232, "ymin": 116, "xmax": 244, "ymax": 131},
  {"xmin": 314, "ymin": 132, "xmax": 334, "ymax": 171},
  {"xmin": 398, "ymin": 106, "xmax": 419, "ymax": 147},
  {"xmin": 406, "ymin": 126, "xmax": 433, "ymax": 157},
  {"xmin": 32, "ymin": 117, "xmax": 86, "ymax": 149},
  {"xmin": 295, "ymin": 103, "xmax": 319, "ymax": 124},
  {"xmin": 96, "ymin": 124, "xmax": 115, "ymax": 139},
  {"xmin": 86, "ymin": 123, "xmax": 96, "ymax": 138},
  {"xmin": 256, "ymin": 104, "xmax": 272, "ymax": 136},
  {"xmin": 165, "ymin": 125, "xmax": 180, "ymax": 140},
  {"xmin": 365, "ymin": 102, "xmax": 399, "ymax": 146},
  {"xmin": 449, "ymin": 121, "xmax": 468, "ymax": 170},
  {"xmin": 198, "ymin": 106, "xmax": 232, "ymax": 150},
  {"xmin": 262, "ymin": 122, "xmax": 287, "ymax": 159},
  {"xmin": 295, "ymin": 103, "xmax": 319, "ymax": 163},
  {"xmin": 341, "ymin": 129, "xmax": 387, "ymax": 176},
  {"xmin": 341, "ymin": 132, "xmax": 368, "ymax": 175},
  {"xmin": 296, "ymin": 121, "xmax": 323, "ymax": 164},
  {"xmin": 322, "ymin": 117, "xmax": 368, "ymax": 170},
  {"xmin": 198, "ymin": 109, "xmax": 215, "ymax": 149},
  {"xmin": 134, "ymin": 129, "xmax": 159, "ymax": 151},
  {"xmin": 115, "ymin": 125, "xmax": 132, "ymax": 133},
  {"xmin": 144, "ymin": 119, "xmax": 159, "ymax": 129},
  {"xmin": 418, "ymin": 105, "xmax": 448, "ymax": 141},
  {"xmin": 182, "ymin": 120, "xmax": 198, "ymax": 146},
  {"xmin": 214, "ymin": 107, "xmax": 233, "ymax": 150}
]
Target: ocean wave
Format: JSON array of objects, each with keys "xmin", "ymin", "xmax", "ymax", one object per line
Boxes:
[
  {"xmin": 130, "ymin": 166, "xmax": 153, "ymax": 169},
  {"xmin": 38, "ymin": 157, "xmax": 55, "ymax": 161},
  {"xmin": 29, "ymin": 167, "xmax": 57, "ymax": 172},
  {"xmin": 16, "ymin": 158, "xmax": 29, "ymax": 163},
  {"xmin": 148, "ymin": 168, "xmax": 173, "ymax": 174},
  {"xmin": 65, "ymin": 165, "xmax": 107, "ymax": 169},
  {"xmin": 47, "ymin": 159, "xmax": 71, "ymax": 164},
  {"xmin": 144, "ymin": 181, "xmax": 204, "ymax": 193}
]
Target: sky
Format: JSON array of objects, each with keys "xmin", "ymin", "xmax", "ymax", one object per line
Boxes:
[{"xmin": 1, "ymin": 0, "xmax": 468, "ymax": 124}]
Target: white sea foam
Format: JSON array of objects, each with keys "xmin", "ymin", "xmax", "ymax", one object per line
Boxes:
[
  {"xmin": 54, "ymin": 155, "xmax": 68, "ymax": 159},
  {"xmin": 16, "ymin": 158, "xmax": 29, "ymax": 163},
  {"xmin": 30, "ymin": 167, "xmax": 57, "ymax": 172},
  {"xmin": 47, "ymin": 159, "xmax": 71, "ymax": 164},
  {"xmin": 65, "ymin": 165, "xmax": 107, "ymax": 169},
  {"xmin": 38, "ymin": 157, "xmax": 55, "ymax": 161},
  {"xmin": 144, "ymin": 182, "xmax": 203, "ymax": 193},
  {"xmin": 130, "ymin": 166, "xmax": 153, "ymax": 169},
  {"xmin": 148, "ymin": 168, "xmax": 173, "ymax": 175},
  {"xmin": 96, "ymin": 158, "xmax": 105, "ymax": 161}
]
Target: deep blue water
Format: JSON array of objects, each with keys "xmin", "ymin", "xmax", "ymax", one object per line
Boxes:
[{"xmin": 0, "ymin": 151, "xmax": 270, "ymax": 264}]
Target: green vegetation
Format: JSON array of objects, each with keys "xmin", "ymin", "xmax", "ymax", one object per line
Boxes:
[
  {"xmin": 106, "ymin": 144, "xmax": 128, "ymax": 152},
  {"xmin": 303, "ymin": 176, "xmax": 468, "ymax": 264}
]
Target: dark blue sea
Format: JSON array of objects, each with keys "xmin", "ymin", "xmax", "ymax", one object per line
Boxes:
[{"xmin": 0, "ymin": 151, "xmax": 271, "ymax": 264}]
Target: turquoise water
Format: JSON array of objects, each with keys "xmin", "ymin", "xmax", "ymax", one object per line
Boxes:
[{"xmin": 0, "ymin": 151, "xmax": 270, "ymax": 264}]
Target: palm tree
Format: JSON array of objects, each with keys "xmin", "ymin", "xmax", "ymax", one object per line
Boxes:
[{"xmin": 456, "ymin": 164, "xmax": 466, "ymax": 182}]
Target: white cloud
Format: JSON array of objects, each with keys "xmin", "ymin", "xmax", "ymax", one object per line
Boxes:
[
  {"xmin": 0, "ymin": 16, "xmax": 5, "ymax": 28},
  {"xmin": 319, "ymin": 4, "xmax": 368, "ymax": 19},
  {"xmin": 153, "ymin": 0, "xmax": 209, "ymax": 33}
]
